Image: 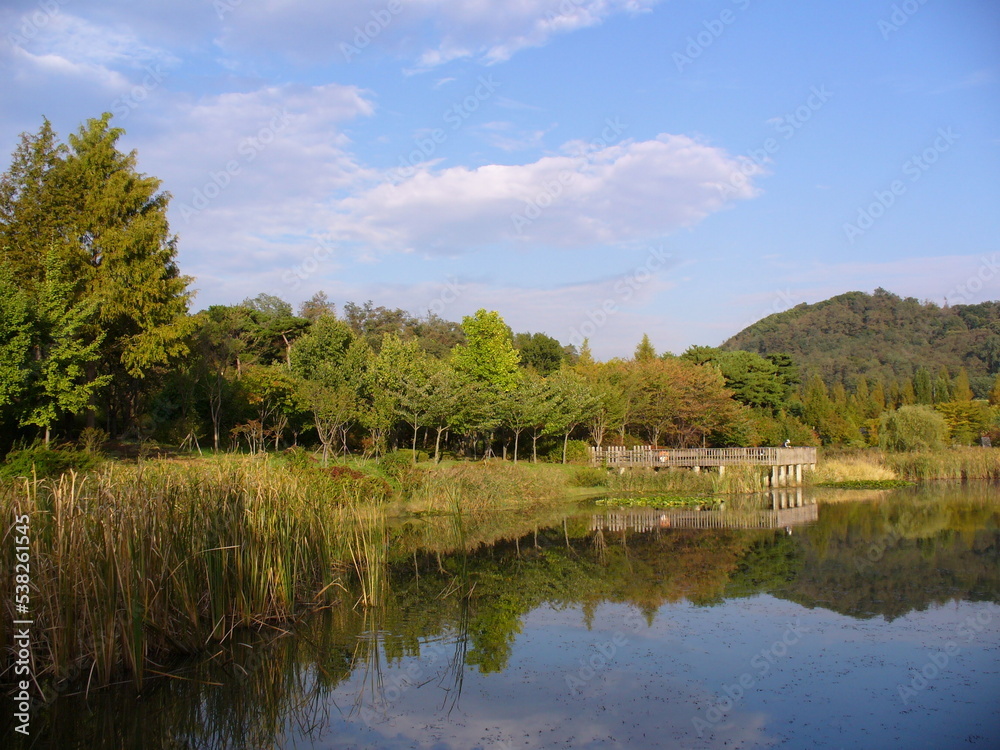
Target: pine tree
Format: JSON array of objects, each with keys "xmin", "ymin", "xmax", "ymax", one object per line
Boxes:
[
  {"xmin": 0, "ymin": 119, "xmax": 67, "ymax": 290},
  {"xmin": 59, "ymin": 114, "xmax": 192, "ymax": 431},
  {"xmin": 933, "ymin": 368, "xmax": 952, "ymax": 404},
  {"xmin": 634, "ymin": 333, "xmax": 656, "ymax": 362},
  {"xmin": 913, "ymin": 367, "xmax": 933, "ymax": 404},
  {"xmin": 951, "ymin": 367, "xmax": 974, "ymax": 401}
]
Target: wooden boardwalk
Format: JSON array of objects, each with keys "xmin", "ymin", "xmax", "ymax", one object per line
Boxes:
[{"xmin": 589, "ymin": 446, "xmax": 818, "ymax": 486}]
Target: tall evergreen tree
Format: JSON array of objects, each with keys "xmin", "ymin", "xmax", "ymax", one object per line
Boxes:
[
  {"xmin": 59, "ymin": 114, "xmax": 192, "ymax": 432},
  {"xmin": 634, "ymin": 333, "xmax": 656, "ymax": 362},
  {"xmin": 0, "ymin": 118, "xmax": 67, "ymax": 289},
  {"xmin": 913, "ymin": 367, "xmax": 933, "ymax": 404}
]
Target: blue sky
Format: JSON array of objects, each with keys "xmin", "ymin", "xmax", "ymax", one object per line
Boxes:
[{"xmin": 2, "ymin": 0, "xmax": 998, "ymax": 359}]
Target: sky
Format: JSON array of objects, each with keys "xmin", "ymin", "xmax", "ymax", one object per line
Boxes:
[{"xmin": 1, "ymin": 0, "xmax": 998, "ymax": 359}]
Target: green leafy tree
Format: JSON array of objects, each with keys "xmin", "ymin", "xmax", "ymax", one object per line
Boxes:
[
  {"xmin": 500, "ymin": 372, "xmax": 553, "ymax": 463},
  {"xmin": 290, "ymin": 316, "xmax": 361, "ymax": 462},
  {"xmin": 514, "ymin": 332, "xmax": 565, "ymax": 376},
  {"xmin": 545, "ymin": 369, "xmax": 598, "ymax": 464},
  {"xmin": 298, "ymin": 291, "xmax": 335, "ymax": 322},
  {"xmin": 452, "ymin": 309, "xmax": 522, "ymax": 392},
  {"xmin": 681, "ymin": 346, "xmax": 786, "ymax": 411},
  {"xmin": 879, "ymin": 405, "xmax": 948, "ymax": 452},
  {"xmin": 935, "ymin": 400, "xmax": 991, "ymax": 445},
  {"xmin": 932, "ymin": 368, "xmax": 952, "ymax": 404},
  {"xmin": 0, "ymin": 265, "xmax": 32, "ymax": 416},
  {"xmin": 21, "ymin": 249, "xmax": 111, "ymax": 444}
]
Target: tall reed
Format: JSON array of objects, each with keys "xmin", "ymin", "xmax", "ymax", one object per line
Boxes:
[{"xmin": 0, "ymin": 457, "xmax": 386, "ymax": 690}]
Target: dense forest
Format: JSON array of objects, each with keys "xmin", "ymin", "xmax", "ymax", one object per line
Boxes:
[
  {"xmin": 723, "ymin": 289, "xmax": 1000, "ymax": 394},
  {"xmin": 2, "ymin": 116, "xmax": 998, "ymax": 459}
]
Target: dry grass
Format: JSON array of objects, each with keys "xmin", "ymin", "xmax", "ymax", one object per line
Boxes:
[{"xmin": 809, "ymin": 454, "xmax": 898, "ymax": 484}]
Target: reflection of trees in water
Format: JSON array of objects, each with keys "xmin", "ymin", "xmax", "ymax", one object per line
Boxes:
[
  {"xmin": 19, "ymin": 485, "xmax": 999, "ymax": 748},
  {"xmin": 775, "ymin": 485, "xmax": 1000, "ymax": 619}
]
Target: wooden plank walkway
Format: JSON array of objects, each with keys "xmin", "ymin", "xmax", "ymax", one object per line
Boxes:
[{"xmin": 590, "ymin": 446, "xmax": 817, "ymax": 469}]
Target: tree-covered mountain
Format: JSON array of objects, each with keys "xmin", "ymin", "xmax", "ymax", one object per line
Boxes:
[{"xmin": 722, "ymin": 288, "xmax": 1000, "ymax": 396}]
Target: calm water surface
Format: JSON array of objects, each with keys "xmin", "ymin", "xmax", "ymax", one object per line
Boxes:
[{"xmin": 12, "ymin": 482, "xmax": 1000, "ymax": 749}]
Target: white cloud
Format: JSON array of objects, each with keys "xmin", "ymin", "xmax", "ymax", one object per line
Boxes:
[
  {"xmin": 209, "ymin": 0, "xmax": 663, "ymax": 68},
  {"xmin": 325, "ymin": 133, "xmax": 760, "ymax": 255}
]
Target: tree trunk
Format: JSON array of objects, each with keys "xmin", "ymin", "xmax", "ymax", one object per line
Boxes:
[{"xmin": 434, "ymin": 426, "xmax": 445, "ymax": 463}]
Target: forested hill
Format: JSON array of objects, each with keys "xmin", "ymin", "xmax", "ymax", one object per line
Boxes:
[{"xmin": 722, "ymin": 289, "xmax": 1000, "ymax": 393}]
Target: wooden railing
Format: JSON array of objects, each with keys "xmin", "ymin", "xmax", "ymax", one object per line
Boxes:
[{"xmin": 590, "ymin": 446, "xmax": 817, "ymax": 468}]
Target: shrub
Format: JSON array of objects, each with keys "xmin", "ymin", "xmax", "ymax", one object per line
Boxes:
[
  {"xmin": 879, "ymin": 405, "xmax": 948, "ymax": 452},
  {"xmin": 279, "ymin": 446, "xmax": 316, "ymax": 470},
  {"xmin": 77, "ymin": 427, "xmax": 109, "ymax": 454},
  {"xmin": 0, "ymin": 444, "xmax": 101, "ymax": 481}
]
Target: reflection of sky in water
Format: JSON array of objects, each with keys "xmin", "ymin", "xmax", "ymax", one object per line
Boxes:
[{"xmin": 315, "ymin": 596, "xmax": 1000, "ymax": 749}]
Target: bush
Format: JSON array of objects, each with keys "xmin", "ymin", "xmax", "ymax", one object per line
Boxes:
[
  {"xmin": 879, "ymin": 405, "xmax": 948, "ymax": 452},
  {"xmin": 1, "ymin": 444, "xmax": 101, "ymax": 481},
  {"xmin": 279, "ymin": 446, "xmax": 316, "ymax": 470},
  {"xmin": 77, "ymin": 427, "xmax": 109, "ymax": 454}
]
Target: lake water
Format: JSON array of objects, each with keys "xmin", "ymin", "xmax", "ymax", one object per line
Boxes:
[{"xmin": 10, "ymin": 482, "xmax": 1000, "ymax": 749}]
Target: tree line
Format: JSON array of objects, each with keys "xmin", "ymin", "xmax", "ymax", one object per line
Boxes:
[{"xmin": 1, "ymin": 115, "xmax": 996, "ymax": 459}]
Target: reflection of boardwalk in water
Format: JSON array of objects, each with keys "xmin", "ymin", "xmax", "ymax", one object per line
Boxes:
[{"xmin": 591, "ymin": 490, "xmax": 818, "ymax": 532}]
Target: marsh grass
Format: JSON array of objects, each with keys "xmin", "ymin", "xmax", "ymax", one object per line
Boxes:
[
  {"xmin": 0, "ymin": 456, "xmax": 390, "ymax": 691},
  {"xmin": 810, "ymin": 455, "xmax": 898, "ymax": 484},
  {"xmin": 812, "ymin": 447, "xmax": 1000, "ymax": 482},
  {"xmin": 605, "ymin": 465, "xmax": 768, "ymax": 496},
  {"xmin": 405, "ymin": 461, "xmax": 569, "ymax": 514},
  {"xmin": 886, "ymin": 447, "xmax": 1000, "ymax": 480}
]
